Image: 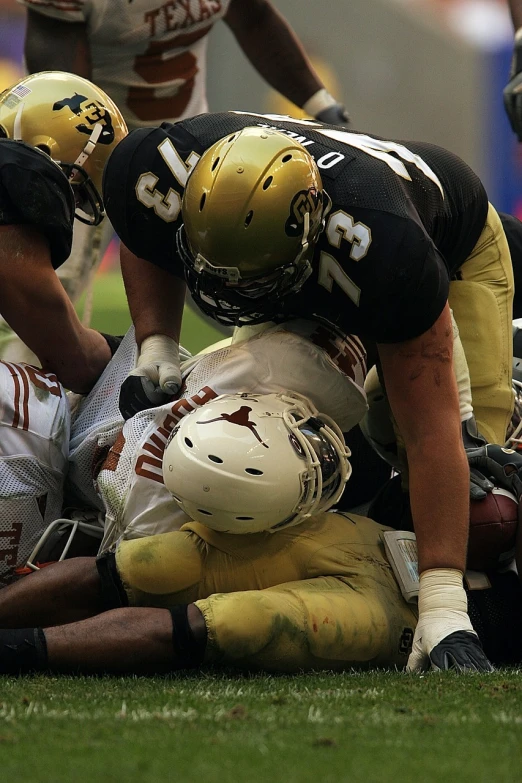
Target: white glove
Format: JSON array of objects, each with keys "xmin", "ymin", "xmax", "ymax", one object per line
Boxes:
[
  {"xmin": 407, "ymin": 569, "xmax": 494, "ymax": 673},
  {"xmin": 302, "ymin": 88, "xmax": 350, "ymax": 127},
  {"xmin": 119, "ymin": 335, "xmax": 182, "ymax": 420}
]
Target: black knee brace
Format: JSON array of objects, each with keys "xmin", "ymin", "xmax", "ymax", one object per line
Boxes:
[
  {"xmin": 96, "ymin": 550, "xmax": 129, "ymax": 611},
  {"xmin": 0, "ymin": 628, "xmax": 47, "ymax": 674},
  {"xmin": 170, "ymin": 605, "xmax": 207, "ymax": 669}
]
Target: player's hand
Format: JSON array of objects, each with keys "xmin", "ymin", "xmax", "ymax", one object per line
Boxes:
[
  {"xmin": 315, "ymin": 103, "xmax": 350, "ymax": 127},
  {"xmin": 119, "ymin": 334, "xmax": 181, "ymax": 420},
  {"xmin": 504, "ymin": 32, "xmax": 522, "ymax": 140},
  {"xmin": 407, "ymin": 570, "xmax": 494, "ymax": 673},
  {"xmin": 462, "ymin": 417, "xmax": 494, "ymax": 500},
  {"xmin": 466, "ymin": 443, "xmax": 522, "ymax": 501}
]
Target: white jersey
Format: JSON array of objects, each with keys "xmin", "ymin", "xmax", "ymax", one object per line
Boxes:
[
  {"xmin": 68, "ymin": 322, "xmax": 368, "ymax": 550},
  {"xmin": 0, "ymin": 361, "xmax": 70, "ymax": 585},
  {"xmin": 18, "ymin": 0, "xmax": 231, "ymax": 130}
]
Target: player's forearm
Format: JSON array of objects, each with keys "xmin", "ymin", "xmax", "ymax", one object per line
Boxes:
[
  {"xmin": 25, "ymin": 11, "xmax": 91, "ymax": 77},
  {"xmin": 408, "ymin": 437, "xmax": 469, "ymax": 574},
  {"xmin": 225, "ymin": 0, "xmax": 322, "ymax": 108},
  {"xmin": 120, "ymin": 244, "xmax": 185, "ymax": 347}
]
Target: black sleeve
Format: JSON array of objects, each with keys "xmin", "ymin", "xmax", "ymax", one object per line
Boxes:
[
  {"xmin": 373, "ymin": 242, "xmax": 449, "ymax": 343},
  {"xmin": 103, "ymin": 123, "xmax": 203, "ymax": 276},
  {"xmin": 0, "ymin": 140, "xmax": 74, "ymax": 268}
]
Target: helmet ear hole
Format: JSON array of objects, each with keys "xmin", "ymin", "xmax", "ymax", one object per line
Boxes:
[
  {"xmin": 35, "ymin": 143, "xmax": 51, "ymax": 156},
  {"xmin": 0, "ymin": 125, "xmax": 7, "ymax": 139}
]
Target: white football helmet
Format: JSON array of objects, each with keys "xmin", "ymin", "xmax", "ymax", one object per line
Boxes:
[{"xmin": 162, "ymin": 392, "xmax": 350, "ymax": 533}]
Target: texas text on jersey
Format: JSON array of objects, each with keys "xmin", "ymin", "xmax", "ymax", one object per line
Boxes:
[
  {"xmin": 0, "ymin": 139, "xmax": 74, "ymax": 268},
  {"xmin": 103, "ymin": 111, "xmax": 488, "ymax": 342}
]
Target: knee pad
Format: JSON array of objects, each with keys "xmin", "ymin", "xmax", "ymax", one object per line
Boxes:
[
  {"xmin": 96, "ymin": 551, "xmax": 129, "ymax": 610},
  {"xmin": 170, "ymin": 604, "xmax": 207, "ymax": 669}
]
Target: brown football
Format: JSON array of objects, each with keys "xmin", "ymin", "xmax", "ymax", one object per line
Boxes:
[{"xmin": 468, "ymin": 488, "xmax": 518, "ymax": 571}]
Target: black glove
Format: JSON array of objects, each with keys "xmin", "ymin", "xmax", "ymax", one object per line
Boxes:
[
  {"xmin": 466, "ymin": 442, "xmax": 522, "ymax": 501},
  {"xmin": 429, "ymin": 631, "xmax": 494, "ymax": 673},
  {"xmin": 462, "ymin": 417, "xmax": 495, "ymax": 501},
  {"xmin": 504, "ymin": 34, "xmax": 522, "ymax": 140},
  {"xmin": 315, "ymin": 103, "xmax": 350, "ymax": 127},
  {"xmin": 118, "ymin": 375, "xmax": 175, "ymax": 421}
]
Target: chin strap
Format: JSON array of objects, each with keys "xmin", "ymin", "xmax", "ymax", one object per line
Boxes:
[{"xmin": 71, "ymin": 121, "xmax": 103, "ymax": 175}]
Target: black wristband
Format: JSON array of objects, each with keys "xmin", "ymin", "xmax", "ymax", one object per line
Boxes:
[
  {"xmin": 0, "ymin": 628, "xmax": 48, "ymax": 674},
  {"xmin": 100, "ymin": 332, "xmax": 124, "ymax": 357}
]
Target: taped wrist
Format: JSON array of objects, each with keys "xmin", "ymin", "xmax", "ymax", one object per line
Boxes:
[
  {"xmin": 419, "ymin": 569, "xmax": 466, "ymax": 614},
  {"xmin": 170, "ymin": 604, "xmax": 207, "ymax": 669},
  {"xmin": 302, "ymin": 88, "xmax": 338, "ymax": 117},
  {"xmin": 0, "ymin": 628, "xmax": 47, "ymax": 674},
  {"xmin": 138, "ymin": 335, "xmax": 179, "ymax": 368},
  {"xmin": 96, "ymin": 550, "xmax": 129, "ymax": 611}
]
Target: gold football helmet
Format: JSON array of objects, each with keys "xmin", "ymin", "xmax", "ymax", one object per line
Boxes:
[
  {"xmin": 177, "ymin": 126, "xmax": 329, "ymax": 326},
  {"xmin": 0, "ymin": 71, "xmax": 127, "ymax": 225}
]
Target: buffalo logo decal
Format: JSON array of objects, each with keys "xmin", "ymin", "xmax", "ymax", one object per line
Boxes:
[
  {"xmin": 53, "ymin": 93, "xmax": 115, "ymax": 145},
  {"xmin": 285, "ymin": 188, "xmax": 321, "ymax": 237},
  {"xmin": 197, "ymin": 405, "xmax": 268, "ymax": 448}
]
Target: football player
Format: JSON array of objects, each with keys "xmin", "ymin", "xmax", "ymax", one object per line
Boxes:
[
  {"xmin": 0, "ymin": 317, "xmax": 362, "ymax": 584},
  {"xmin": 102, "ymin": 112, "xmax": 514, "ymax": 672},
  {"xmin": 4, "ymin": 0, "xmax": 350, "ymax": 359},
  {"xmin": 0, "ymin": 70, "xmax": 127, "ymax": 391},
  {"xmin": 0, "ymin": 325, "xmax": 515, "ymax": 675},
  {"xmin": 1, "ymin": 494, "xmax": 520, "ymax": 676}
]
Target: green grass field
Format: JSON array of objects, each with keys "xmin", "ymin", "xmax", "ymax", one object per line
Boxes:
[
  {"xmin": 2, "ymin": 270, "xmax": 521, "ymax": 781},
  {"xmin": 1, "ymin": 670, "xmax": 522, "ymax": 782}
]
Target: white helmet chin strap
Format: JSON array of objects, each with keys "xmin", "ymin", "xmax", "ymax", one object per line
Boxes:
[
  {"xmin": 13, "ymin": 101, "xmax": 25, "ymax": 140},
  {"xmin": 70, "ymin": 121, "xmax": 103, "ymax": 176}
]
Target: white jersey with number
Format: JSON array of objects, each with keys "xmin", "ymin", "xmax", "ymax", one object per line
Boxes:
[
  {"xmin": 18, "ymin": 0, "xmax": 231, "ymax": 130},
  {"xmin": 0, "ymin": 361, "xmax": 70, "ymax": 585},
  {"xmin": 67, "ymin": 321, "xmax": 368, "ymax": 551}
]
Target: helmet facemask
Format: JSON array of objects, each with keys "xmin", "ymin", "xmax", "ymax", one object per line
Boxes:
[
  {"xmin": 162, "ymin": 391, "xmax": 351, "ymax": 534},
  {"xmin": 178, "ymin": 127, "xmax": 329, "ymax": 326}
]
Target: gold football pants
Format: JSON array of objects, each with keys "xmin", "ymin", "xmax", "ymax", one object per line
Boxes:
[
  {"xmin": 115, "ymin": 512, "xmax": 418, "ymax": 672},
  {"xmin": 362, "ymin": 202, "xmax": 514, "ymax": 462}
]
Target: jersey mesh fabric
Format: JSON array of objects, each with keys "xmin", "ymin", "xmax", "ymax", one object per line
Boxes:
[{"xmin": 66, "ymin": 328, "xmax": 137, "ymax": 509}]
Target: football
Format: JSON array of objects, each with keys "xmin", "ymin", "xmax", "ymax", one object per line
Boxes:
[{"xmin": 468, "ymin": 488, "xmax": 518, "ymax": 571}]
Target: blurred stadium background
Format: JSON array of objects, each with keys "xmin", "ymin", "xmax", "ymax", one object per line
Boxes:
[{"xmin": 0, "ymin": 0, "xmax": 519, "ymax": 352}]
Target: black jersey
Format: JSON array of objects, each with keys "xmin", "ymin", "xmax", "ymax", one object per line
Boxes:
[
  {"xmin": 0, "ymin": 139, "xmax": 74, "ymax": 268},
  {"xmin": 103, "ymin": 111, "xmax": 488, "ymax": 342}
]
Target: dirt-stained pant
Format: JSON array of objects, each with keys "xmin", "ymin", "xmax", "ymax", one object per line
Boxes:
[{"xmin": 114, "ymin": 512, "xmax": 418, "ymax": 672}]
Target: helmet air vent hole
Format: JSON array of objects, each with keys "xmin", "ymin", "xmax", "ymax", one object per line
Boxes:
[
  {"xmin": 245, "ymin": 468, "xmax": 263, "ymax": 475},
  {"xmin": 211, "ymin": 157, "xmax": 220, "ymax": 171},
  {"xmin": 208, "ymin": 454, "xmax": 223, "ymax": 463},
  {"xmin": 184, "ymin": 437, "xmax": 193, "ymax": 448},
  {"xmin": 199, "ymin": 193, "xmax": 206, "ymax": 211},
  {"xmin": 236, "ymin": 516, "xmax": 254, "ymax": 521},
  {"xmin": 244, "ymin": 210, "xmax": 254, "ymax": 227},
  {"xmin": 0, "ymin": 126, "xmax": 7, "ymax": 139},
  {"xmin": 263, "ymin": 176, "xmax": 273, "ymax": 190},
  {"xmin": 282, "ymin": 154, "xmax": 292, "ymax": 163},
  {"xmin": 197, "ymin": 509, "xmax": 212, "ymax": 515}
]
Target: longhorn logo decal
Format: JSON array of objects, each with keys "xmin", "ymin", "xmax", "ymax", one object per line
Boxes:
[{"xmin": 197, "ymin": 406, "xmax": 268, "ymax": 448}]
